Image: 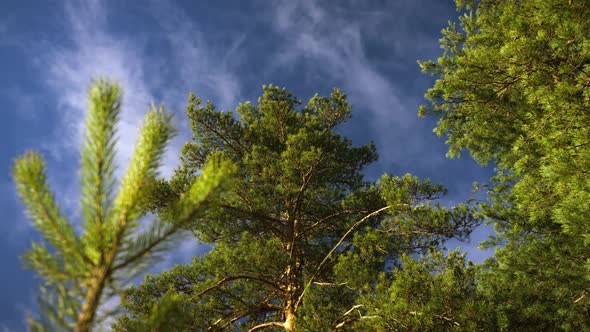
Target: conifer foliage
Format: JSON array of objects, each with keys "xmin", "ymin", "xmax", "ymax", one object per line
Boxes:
[
  {"xmin": 420, "ymin": 0, "xmax": 590, "ymax": 328},
  {"xmin": 11, "ymin": 0, "xmax": 590, "ymax": 330},
  {"xmin": 114, "ymin": 86, "xmax": 480, "ymax": 331},
  {"xmin": 13, "ymin": 80, "xmax": 233, "ymax": 332}
]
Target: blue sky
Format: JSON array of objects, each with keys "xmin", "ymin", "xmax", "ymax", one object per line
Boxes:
[{"xmin": 1, "ymin": 0, "xmax": 495, "ymax": 330}]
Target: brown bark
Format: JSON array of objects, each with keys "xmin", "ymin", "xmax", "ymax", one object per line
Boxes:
[
  {"xmin": 283, "ymin": 214, "xmax": 302, "ymax": 332},
  {"xmin": 75, "ymin": 266, "xmax": 109, "ymax": 332},
  {"xmin": 283, "ymin": 261, "xmax": 300, "ymax": 332},
  {"xmin": 284, "ymin": 309, "xmax": 296, "ymax": 332},
  {"xmin": 75, "ymin": 221, "xmax": 125, "ymax": 332}
]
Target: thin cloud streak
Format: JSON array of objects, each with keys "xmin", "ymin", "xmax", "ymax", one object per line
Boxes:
[
  {"xmin": 268, "ymin": 0, "xmax": 417, "ymax": 164},
  {"xmin": 149, "ymin": 0, "xmax": 243, "ymax": 112},
  {"xmin": 37, "ymin": 0, "xmax": 244, "ymax": 208},
  {"xmin": 43, "ymin": 1, "xmax": 154, "ymax": 174}
]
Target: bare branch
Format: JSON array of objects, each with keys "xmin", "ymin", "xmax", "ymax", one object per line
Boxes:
[
  {"xmin": 574, "ymin": 290, "xmax": 588, "ymax": 303},
  {"xmin": 248, "ymin": 321, "xmax": 285, "ymax": 331},
  {"xmin": 312, "ymin": 281, "xmax": 348, "ymax": 287},
  {"xmin": 333, "ymin": 304, "xmax": 378, "ymax": 330},
  {"xmin": 295, "ymin": 205, "xmax": 393, "ymax": 309},
  {"xmin": 303, "ymin": 209, "xmax": 367, "ymax": 234},
  {"xmin": 188, "ymin": 275, "xmax": 284, "ymax": 301}
]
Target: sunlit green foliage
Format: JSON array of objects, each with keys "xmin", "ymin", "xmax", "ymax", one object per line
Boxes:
[
  {"xmin": 420, "ymin": 0, "xmax": 590, "ymax": 329},
  {"xmin": 15, "ymin": 1, "xmax": 590, "ymax": 329},
  {"xmin": 114, "ymin": 86, "xmax": 479, "ymax": 331},
  {"xmin": 13, "ymin": 80, "xmax": 233, "ymax": 332},
  {"xmin": 354, "ymin": 250, "xmax": 490, "ymax": 331}
]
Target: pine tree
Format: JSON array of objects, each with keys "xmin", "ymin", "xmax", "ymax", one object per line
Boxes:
[
  {"xmin": 354, "ymin": 250, "xmax": 490, "ymax": 331},
  {"xmin": 420, "ymin": 0, "xmax": 590, "ymax": 328},
  {"xmin": 114, "ymin": 85, "xmax": 480, "ymax": 331},
  {"xmin": 13, "ymin": 80, "xmax": 234, "ymax": 331}
]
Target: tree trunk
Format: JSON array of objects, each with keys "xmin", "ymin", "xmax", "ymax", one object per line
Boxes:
[
  {"xmin": 283, "ymin": 262, "xmax": 300, "ymax": 332},
  {"xmin": 75, "ymin": 241, "xmax": 121, "ymax": 332},
  {"xmin": 284, "ymin": 308, "xmax": 296, "ymax": 332},
  {"xmin": 282, "ymin": 212, "xmax": 302, "ymax": 331},
  {"xmin": 75, "ymin": 266, "xmax": 109, "ymax": 332}
]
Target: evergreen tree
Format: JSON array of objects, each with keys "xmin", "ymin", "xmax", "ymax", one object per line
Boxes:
[
  {"xmin": 13, "ymin": 80, "xmax": 233, "ymax": 331},
  {"xmin": 420, "ymin": 0, "xmax": 590, "ymax": 329},
  {"xmin": 355, "ymin": 250, "xmax": 490, "ymax": 331},
  {"xmin": 114, "ymin": 86, "xmax": 480, "ymax": 331}
]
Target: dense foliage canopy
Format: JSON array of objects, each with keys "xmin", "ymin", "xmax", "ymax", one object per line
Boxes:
[
  {"xmin": 14, "ymin": 0, "xmax": 590, "ymax": 331},
  {"xmin": 114, "ymin": 86, "xmax": 479, "ymax": 331},
  {"xmin": 420, "ymin": 0, "xmax": 590, "ymax": 329}
]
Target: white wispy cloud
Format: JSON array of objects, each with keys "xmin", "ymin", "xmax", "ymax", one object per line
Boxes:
[
  {"xmin": 268, "ymin": 0, "xmax": 419, "ymax": 164},
  {"xmin": 356, "ymin": 1, "xmax": 454, "ymax": 63},
  {"xmin": 148, "ymin": 0, "xmax": 243, "ymax": 112},
  {"xmin": 36, "ymin": 0, "xmax": 243, "ymax": 208},
  {"xmin": 42, "ymin": 1, "xmax": 156, "ymax": 173}
]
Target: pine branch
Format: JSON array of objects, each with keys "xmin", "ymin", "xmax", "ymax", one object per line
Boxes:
[
  {"xmin": 115, "ymin": 155, "xmax": 234, "ymax": 274},
  {"xmin": 22, "ymin": 243, "xmax": 70, "ymax": 282},
  {"xmin": 188, "ymin": 274, "xmax": 284, "ymax": 302},
  {"xmin": 112, "ymin": 221, "xmax": 178, "ymax": 272},
  {"xmin": 76, "ymin": 105, "xmax": 176, "ymax": 332},
  {"xmin": 80, "ymin": 80, "xmax": 121, "ymax": 260},
  {"xmin": 112, "ymin": 106, "xmax": 175, "ymax": 231},
  {"xmin": 295, "ymin": 205, "xmax": 393, "ymax": 309},
  {"xmin": 15, "ymin": 80, "xmax": 214, "ymax": 332},
  {"xmin": 303, "ymin": 209, "xmax": 367, "ymax": 234},
  {"xmin": 13, "ymin": 152, "xmax": 92, "ymax": 266},
  {"xmin": 212, "ymin": 303, "xmax": 282, "ymax": 330},
  {"xmin": 248, "ymin": 321, "xmax": 285, "ymax": 331}
]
